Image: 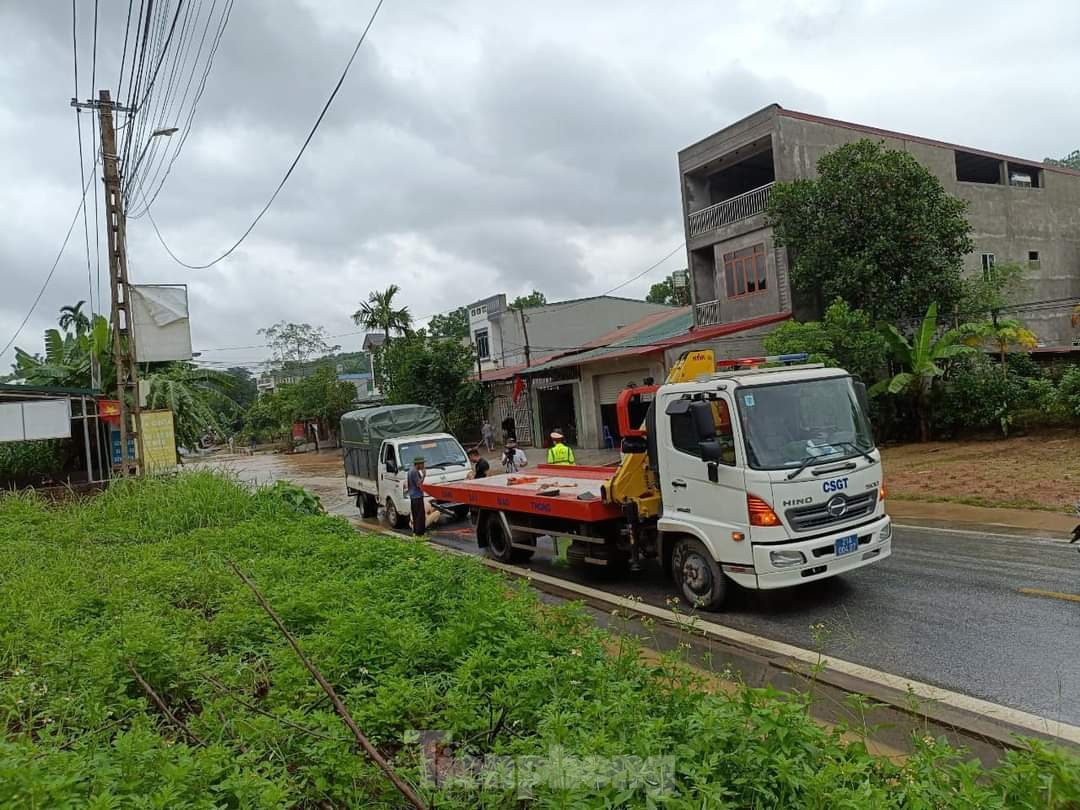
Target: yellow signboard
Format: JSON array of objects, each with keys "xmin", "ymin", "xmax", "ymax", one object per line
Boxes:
[{"xmin": 140, "ymin": 409, "xmax": 177, "ymax": 474}]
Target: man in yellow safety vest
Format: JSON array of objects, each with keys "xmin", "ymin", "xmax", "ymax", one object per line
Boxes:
[{"xmin": 546, "ymin": 430, "xmax": 576, "ymax": 465}]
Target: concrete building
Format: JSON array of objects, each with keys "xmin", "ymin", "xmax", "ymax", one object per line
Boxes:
[
  {"xmin": 679, "ymin": 104, "xmax": 1080, "ymax": 348},
  {"xmin": 466, "ymin": 294, "xmax": 674, "ymax": 374}
]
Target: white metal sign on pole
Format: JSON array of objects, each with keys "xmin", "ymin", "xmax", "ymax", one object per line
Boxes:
[{"xmin": 129, "ymin": 284, "xmax": 193, "ymax": 363}]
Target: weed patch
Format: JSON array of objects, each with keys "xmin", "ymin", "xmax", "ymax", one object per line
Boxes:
[{"xmin": 1, "ymin": 472, "xmax": 1077, "ymax": 807}]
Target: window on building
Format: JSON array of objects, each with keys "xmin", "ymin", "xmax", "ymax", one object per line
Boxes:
[
  {"xmin": 1028, "ymin": 250, "xmax": 1041, "ymax": 269},
  {"xmin": 981, "ymin": 253, "xmax": 995, "ymax": 277},
  {"xmin": 670, "ymin": 399, "xmax": 736, "ymax": 465},
  {"xmin": 955, "ymin": 151, "xmax": 1003, "ymax": 184},
  {"xmin": 1008, "ymin": 162, "xmax": 1042, "ymax": 188},
  {"xmin": 475, "ymin": 328, "xmax": 490, "ymax": 360},
  {"xmin": 723, "ymin": 243, "xmax": 767, "ymax": 298}
]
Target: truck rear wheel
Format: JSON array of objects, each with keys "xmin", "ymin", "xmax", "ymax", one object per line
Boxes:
[
  {"xmin": 671, "ymin": 537, "xmax": 727, "ymax": 611},
  {"xmin": 357, "ymin": 493, "xmax": 378, "ymax": 518},
  {"xmin": 484, "ymin": 515, "xmax": 535, "ymax": 563},
  {"xmin": 385, "ymin": 498, "xmax": 409, "ymax": 530}
]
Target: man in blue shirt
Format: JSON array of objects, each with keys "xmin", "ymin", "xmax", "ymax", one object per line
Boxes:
[{"xmin": 407, "ymin": 456, "xmax": 427, "ymax": 536}]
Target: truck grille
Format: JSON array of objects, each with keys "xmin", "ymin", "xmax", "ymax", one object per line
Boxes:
[{"xmin": 785, "ymin": 491, "xmax": 878, "ymax": 533}]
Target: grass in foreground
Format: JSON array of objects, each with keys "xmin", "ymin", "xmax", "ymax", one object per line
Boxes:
[{"xmin": 1, "ymin": 472, "xmax": 1077, "ymax": 808}]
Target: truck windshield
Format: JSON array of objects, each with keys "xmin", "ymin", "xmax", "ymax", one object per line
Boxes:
[
  {"xmin": 735, "ymin": 377, "xmax": 874, "ymax": 471},
  {"xmin": 399, "ymin": 438, "xmax": 468, "ymax": 469}
]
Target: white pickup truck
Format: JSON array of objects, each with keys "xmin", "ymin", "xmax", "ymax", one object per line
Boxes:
[{"xmin": 341, "ymin": 405, "xmax": 471, "ymax": 528}]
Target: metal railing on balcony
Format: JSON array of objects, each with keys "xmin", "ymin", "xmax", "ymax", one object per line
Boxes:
[
  {"xmin": 687, "ymin": 182, "xmax": 774, "ymax": 238},
  {"xmin": 694, "ymin": 299, "xmax": 722, "ymax": 327}
]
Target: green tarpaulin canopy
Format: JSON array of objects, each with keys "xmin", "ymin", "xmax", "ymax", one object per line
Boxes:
[{"xmin": 340, "ymin": 404, "xmax": 443, "ymax": 448}]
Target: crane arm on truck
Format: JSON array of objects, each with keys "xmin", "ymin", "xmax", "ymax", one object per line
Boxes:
[{"xmin": 602, "ymin": 349, "xmax": 719, "ymax": 518}]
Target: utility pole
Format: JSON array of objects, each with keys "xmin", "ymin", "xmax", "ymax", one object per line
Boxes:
[
  {"xmin": 517, "ymin": 306, "xmax": 531, "ymax": 368},
  {"xmin": 516, "ymin": 305, "xmax": 534, "ymax": 444},
  {"xmin": 95, "ymin": 90, "xmax": 143, "ymax": 475}
]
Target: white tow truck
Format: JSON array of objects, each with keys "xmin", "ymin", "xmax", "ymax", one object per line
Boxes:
[{"xmin": 424, "ymin": 352, "xmax": 891, "ymax": 610}]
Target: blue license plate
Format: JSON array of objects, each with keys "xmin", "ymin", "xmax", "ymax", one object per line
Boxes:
[{"xmin": 834, "ymin": 535, "xmax": 859, "ymax": 556}]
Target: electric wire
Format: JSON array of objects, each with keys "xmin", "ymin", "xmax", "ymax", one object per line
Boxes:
[
  {"xmin": 72, "ymin": 0, "xmax": 96, "ymax": 318},
  {"xmin": 144, "ymin": 0, "xmax": 386, "ymax": 269},
  {"xmin": 0, "ymin": 169, "xmax": 98, "ymax": 360}
]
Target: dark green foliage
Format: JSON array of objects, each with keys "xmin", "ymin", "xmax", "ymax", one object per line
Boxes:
[
  {"xmin": 1, "ymin": 473, "xmax": 1078, "ymax": 807},
  {"xmin": 763, "ymin": 298, "xmax": 888, "ymax": 381},
  {"xmin": 1044, "ymin": 149, "xmax": 1080, "ymax": 170},
  {"xmin": 376, "ymin": 332, "xmax": 488, "ymax": 436},
  {"xmin": 645, "ymin": 278, "xmax": 689, "ymax": 306},
  {"xmin": 427, "ymin": 307, "xmax": 469, "ymax": 340},
  {"xmin": 509, "ymin": 290, "xmax": 547, "ymax": 310},
  {"xmin": 768, "ymin": 139, "xmax": 973, "ymax": 321},
  {"xmin": 0, "ymin": 440, "xmax": 65, "ymax": 486},
  {"xmin": 262, "ymin": 480, "xmax": 324, "ymax": 515}
]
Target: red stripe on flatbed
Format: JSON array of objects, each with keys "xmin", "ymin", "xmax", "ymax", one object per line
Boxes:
[{"xmin": 423, "ymin": 464, "xmax": 622, "ymax": 522}]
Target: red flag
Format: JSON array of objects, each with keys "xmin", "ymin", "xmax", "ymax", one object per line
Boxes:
[{"xmin": 511, "ymin": 375, "xmax": 526, "ymax": 404}]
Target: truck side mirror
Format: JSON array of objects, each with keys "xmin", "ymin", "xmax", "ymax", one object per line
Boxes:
[
  {"xmin": 700, "ymin": 439, "xmax": 722, "ymax": 463},
  {"xmin": 688, "ymin": 400, "xmax": 716, "ymax": 441},
  {"xmin": 385, "ymin": 460, "xmax": 397, "ymax": 473}
]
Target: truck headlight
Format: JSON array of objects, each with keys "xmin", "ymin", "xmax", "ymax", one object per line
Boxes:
[
  {"xmin": 770, "ymin": 549, "xmax": 806, "ymax": 568},
  {"xmin": 880, "ymin": 521, "xmax": 892, "ymax": 542}
]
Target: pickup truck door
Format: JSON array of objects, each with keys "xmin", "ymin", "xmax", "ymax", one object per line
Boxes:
[
  {"xmin": 380, "ymin": 442, "xmax": 400, "ymax": 497},
  {"xmin": 659, "ymin": 394, "xmax": 747, "ymax": 560}
]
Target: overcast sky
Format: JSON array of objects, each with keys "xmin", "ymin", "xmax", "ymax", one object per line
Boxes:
[{"xmin": 2, "ymin": 0, "xmax": 1078, "ymax": 370}]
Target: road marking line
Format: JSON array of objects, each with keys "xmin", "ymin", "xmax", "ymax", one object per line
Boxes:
[
  {"xmin": 1017, "ymin": 587, "xmax": 1080, "ymax": 604},
  {"xmin": 357, "ymin": 522, "xmax": 1080, "ymax": 747}
]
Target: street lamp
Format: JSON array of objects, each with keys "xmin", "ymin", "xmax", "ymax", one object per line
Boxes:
[{"xmin": 126, "ymin": 126, "xmax": 180, "ymax": 190}]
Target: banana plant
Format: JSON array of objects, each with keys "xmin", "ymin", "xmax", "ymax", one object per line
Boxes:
[
  {"xmin": 143, "ymin": 364, "xmax": 236, "ymax": 450},
  {"xmin": 11, "ymin": 315, "xmax": 114, "ymax": 392},
  {"xmin": 870, "ymin": 302, "xmax": 974, "ymax": 441}
]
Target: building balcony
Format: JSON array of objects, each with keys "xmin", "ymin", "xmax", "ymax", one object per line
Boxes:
[
  {"xmin": 687, "ymin": 182, "xmax": 774, "ymax": 239},
  {"xmin": 694, "ymin": 299, "xmax": 722, "ymax": 327}
]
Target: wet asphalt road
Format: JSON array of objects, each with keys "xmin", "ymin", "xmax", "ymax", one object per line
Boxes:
[
  {"xmin": 405, "ymin": 518, "xmax": 1080, "ymax": 727},
  {"xmin": 203, "ymin": 452, "xmax": 1080, "ymax": 726}
]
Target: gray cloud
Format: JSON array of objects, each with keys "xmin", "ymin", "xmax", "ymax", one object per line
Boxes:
[{"xmin": 3, "ymin": 0, "xmax": 1078, "ymax": 368}]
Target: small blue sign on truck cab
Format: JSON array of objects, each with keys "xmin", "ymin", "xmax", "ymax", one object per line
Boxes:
[{"xmin": 822, "ymin": 477, "xmax": 849, "ymax": 493}]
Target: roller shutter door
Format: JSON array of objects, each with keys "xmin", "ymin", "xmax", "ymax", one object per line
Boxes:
[{"xmin": 597, "ymin": 369, "xmax": 652, "ymax": 404}]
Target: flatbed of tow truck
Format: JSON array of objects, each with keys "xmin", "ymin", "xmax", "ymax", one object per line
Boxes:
[{"xmin": 423, "ymin": 464, "xmax": 623, "ymax": 523}]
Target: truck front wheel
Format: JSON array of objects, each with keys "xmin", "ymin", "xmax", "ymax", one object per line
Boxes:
[
  {"xmin": 671, "ymin": 537, "xmax": 727, "ymax": 611},
  {"xmin": 385, "ymin": 498, "xmax": 409, "ymax": 530}
]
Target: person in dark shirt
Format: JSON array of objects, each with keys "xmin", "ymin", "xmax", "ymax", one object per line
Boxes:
[
  {"xmin": 406, "ymin": 456, "xmax": 427, "ymax": 536},
  {"xmin": 468, "ymin": 447, "xmax": 490, "ymax": 479}
]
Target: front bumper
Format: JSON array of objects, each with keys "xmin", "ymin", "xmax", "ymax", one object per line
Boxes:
[{"xmin": 739, "ymin": 515, "xmax": 892, "ymax": 590}]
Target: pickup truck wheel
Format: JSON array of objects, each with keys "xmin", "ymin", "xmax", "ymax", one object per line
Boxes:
[
  {"xmin": 485, "ymin": 517, "xmax": 534, "ymax": 563},
  {"xmin": 385, "ymin": 498, "xmax": 409, "ymax": 530},
  {"xmin": 671, "ymin": 537, "xmax": 727, "ymax": 611},
  {"xmin": 358, "ymin": 493, "xmax": 378, "ymax": 518}
]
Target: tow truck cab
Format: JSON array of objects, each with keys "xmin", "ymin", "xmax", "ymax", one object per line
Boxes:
[{"xmin": 651, "ymin": 365, "xmax": 891, "ymax": 593}]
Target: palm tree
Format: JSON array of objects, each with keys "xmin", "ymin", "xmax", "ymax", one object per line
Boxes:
[
  {"xmin": 957, "ymin": 319, "xmax": 1038, "ymax": 378},
  {"xmin": 352, "ymin": 285, "xmax": 412, "ymax": 343},
  {"xmin": 58, "ymin": 301, "xmax": 91, "ymax": 336},
  {"xmin": 870, "ymin": 303, "xmax": 974, "ymax": 441}
]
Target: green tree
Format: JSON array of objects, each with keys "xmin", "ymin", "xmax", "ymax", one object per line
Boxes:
[
  {"xmin": 958, "ymin": 260, "xmax": 1029, "ymax": 321},
  {"xmin": 763, "ymin": 298, "xmax": 888, "ymax": 381},
  {"xmin": 375, "ymin": 331, "xmax": 487, "ymax": 435},
  {"xmin": 870, "ymin": 303, "xmax": 974, "ymax": 441},
  {"xmin": 276, "ymin": 366, "xmax": 356, "ymax": 435},
  {"xmin": 257, "ymin": 322, "xmax": 340, "ymax": 367},
  {"xmin": 509, "ymin": 290, "xmax": 547, "ymax": 310},
  {"xmin": 956, "ymin": 319, "xmax": 1038, "ymax": 378},
  {"xmin": 646, "ymin": 276, "xmax": 690, "ymax": 306},
  {"xmin": 242, "ymin": 391, "xmax": 289, "ymax": 442},
  {"xmin": 352, "ymin": 284, "xmax": 413, "ymax": 343},
  {"xmin": 768, "ymin": 139, "xmax": 973, "ymax": 321},
  {"xmin": 427, "ymin": 307, "xmax": 469, "ymax": 340},
  {"xmin": 1045, "ymin": 149, "xmax": 1080, "ymax": 170}
]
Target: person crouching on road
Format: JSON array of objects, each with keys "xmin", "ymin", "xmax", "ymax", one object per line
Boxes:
[
  {"xmin": 467, "ymin": 447, "xmax": 490, "ymax": 479},
  {"xmin": 547, "ymin": 430, "xmax": 575, "ymax": 465},
  {"xmin": 407, "ymin": 456, "xmax": 427, "ymax": 537}
]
